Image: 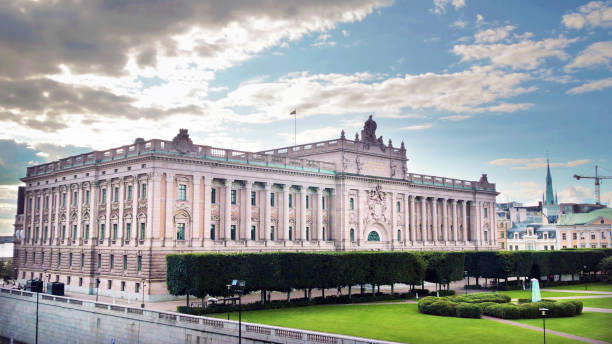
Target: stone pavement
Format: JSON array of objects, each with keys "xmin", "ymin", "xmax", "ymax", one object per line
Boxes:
[
  {"xmin": 541, "ymin": 289, "xmax": 612, "ymax": 295},
  {"xmin": 482, "ymin": 316, "xmax": 609, "ymax": 344},
  {"xmin": 584, "ymin": 307, "xmax": 612, "ymax": 313}
]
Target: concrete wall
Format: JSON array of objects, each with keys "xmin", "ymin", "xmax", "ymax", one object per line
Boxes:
[{"xmin": 0, "ymin": 287, "xmax": 399, "ymax": 344}]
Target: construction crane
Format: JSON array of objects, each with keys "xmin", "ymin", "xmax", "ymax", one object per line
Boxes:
[{"xmin": 573, "ymin": 165, "xmax": 612, "ymax": 205}]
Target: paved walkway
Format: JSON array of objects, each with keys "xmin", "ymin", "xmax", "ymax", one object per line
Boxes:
[
  {"xmin": 482, "ymin": 316, "xmax": 609, "ymax": 344},
  {"xmin": 548, "ymin": 295, "xmax": 612, "ymax": 300},
  {"xmin": 584, "ymin": 307, "xmax": 612, "ymax": 314},
  {"xmin": 541, "ymin": 289, "xmax": 612, "ymax": 295}
]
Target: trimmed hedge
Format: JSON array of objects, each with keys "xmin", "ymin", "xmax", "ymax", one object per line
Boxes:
[{"xmin": 456, "ymin": 303, "xmax": 482, "ymax": 318}]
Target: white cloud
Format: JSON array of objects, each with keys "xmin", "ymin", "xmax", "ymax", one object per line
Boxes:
[
  {"xmin": 440, "ymin": 114, "xmax": 471, "ymax": 121},
  {"xmin": 487, "ymin": 102, "xmax": 533, "ymax": 112},
  {"xmin": 562, "ymin": 1, "xmax": 612, "ymax": 29},
  {"xmin": 602, "ymin": 191, "xmax": 612, "ymax": 205},
  {"xmin": 432, "ymin": 0, "xmax": 465, "ymax": 14},
  {"xmin": 474, "ymin": 25, "xmax": 515, "ymax": 43},
  {"xmin": 489, "ymin": 157, "xmax": 591, "ymax": 170},
  {"xmin": 566, "ymin": 77, "xmax": 612, "ymax": 94},
  {"xmin": 565, "ymin": 41, "xmax": 612, "ymax": 71},
  {"xmin": 558, "ymin": 186, "xmax": 593, "ymax": 203},
  {"xmin": 400, "ymin": 123, "xmax": 433, "ymax": 130},
  {"xmin": 497, "ymin": 181, "xmax": 543, "ymax": 205},
  {"xmin": 454, "ymin": 36, "xmax": 578, "ymax": 70},
  {"xmin": 476, "ymin": 14, "xmax": 484, "ymax": 22},
  {"xmin": 452, "ymin": 20, "xmax": 467, "ymax": 28},
  {"xmin": 342, "ymin": 30, "xmax": 350, "ymax": 37},
  {"xmin": 217, "ymin": 65, "xmax": 535, "ymax": 124},
  {"xmin": 277, "ymin": 127, "xmax": 340, "ymax": 145}
]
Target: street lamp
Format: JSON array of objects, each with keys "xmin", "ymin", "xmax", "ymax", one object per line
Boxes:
[
  {"xmin": 539, "ymin": 308, "xmax": 548, "ymax": 344},
  {"xmin": 230, "ymin": 280, "xmax": 246, "ymax": 344},
  {"xmin": 464, "ymin": 270, "xmax": 468, "ymax": 295},
  {"xmin": 141, "ymin": 279, "xmax": 146, "ymax": 309},
  {"xmin": 583, "ymin": 265, "xmax": 588, "ymax": 290},
  {"xmin": 95, "ymin": 278, "xmax": 100, "ymax": 302},
  {"xmin": 226, "ymin": 284, "xmax": 233, "ymax": 320}
]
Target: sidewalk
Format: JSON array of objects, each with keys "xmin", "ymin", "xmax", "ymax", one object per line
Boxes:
[{"xmin": 541, "ymin": 288, "xmax": 612, "ymax": 295}]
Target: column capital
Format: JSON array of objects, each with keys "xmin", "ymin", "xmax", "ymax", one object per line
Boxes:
[
  {"xmin": 264, "ymin": 182, "xmax": 272, "ymax": 191},
  {"xmin": 299, "ymin": 185, "xmax": 308, "ymax": 193},
  {"xmin": 225, "ymin": 178, "xmax": 234, "ymax": 185},
  {"xmin": 203, "ymin": 175, "xmax": 212, "ymax": 186},
  {"xmin": 244, "ymin": 180, "xmax": 254, "ymax": 188}
]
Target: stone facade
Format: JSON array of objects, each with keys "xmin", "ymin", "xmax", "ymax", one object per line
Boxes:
[{"xmin": 13, "ymin": 118, "xmax": 498, "ymax": 299}]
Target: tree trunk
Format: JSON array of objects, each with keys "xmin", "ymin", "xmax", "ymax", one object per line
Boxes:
[
  {"xmin": 308, "ymin": 288, "xmax": 312, "ymax": 301},
  {"xmin": 304, "ymin": 289, "xmax": 307, "ymax": 299},
  {"xmin": 186, "ymin": 294, "xmax": 190, "ymax": 308},
  {"xmin": 360, "ymin": 284, "xmax": 364, "ymax": 295},
  {"xmin": 377, "ymin": 285, "xmax": 380, "ymax": 294},
  {"xmin": 287, "ymin": 290, "xmax": 291, "ymax": 302},
  {"xmin": 391, "ymin": 284, "xmax": 394, "ymax": 295},
  {"xmin": 322, "ymin": 288, "xmax": 325, "ymax": 298},
  {"xmin": 348, "ymin": 286, "xmax": 352, "ymax": 300},
  {"xmin": 261, "ymin": 290, "xmax": 265, "ymax": 304}
]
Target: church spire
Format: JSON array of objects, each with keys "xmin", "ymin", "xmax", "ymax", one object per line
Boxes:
[{"xmin": 545, "ymin": 155, "xmax": 555, "ymax": 205}]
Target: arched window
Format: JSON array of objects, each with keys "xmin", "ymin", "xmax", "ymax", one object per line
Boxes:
[
  {"xmin": 367, "ymin": 231, "xmax": 380, "ymax": 242},
  {"xmin": 350, "ymin": 228, "xmax": 355, "ymax": 242},
  {"xmin": 397, "ymin": 230, "xmax": 401, "ymax": 241}
]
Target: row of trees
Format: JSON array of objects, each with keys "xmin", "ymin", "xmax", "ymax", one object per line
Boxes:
[{"xmin": 167, "ymin": 249, "xmax": 611, "ymax": 299}]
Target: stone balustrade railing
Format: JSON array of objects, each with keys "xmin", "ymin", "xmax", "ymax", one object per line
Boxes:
[{"xmin": 0, "ymin": 287, "xmax": 401, "ymax": 344}]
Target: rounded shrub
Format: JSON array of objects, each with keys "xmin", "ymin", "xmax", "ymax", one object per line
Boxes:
[
  {"xmin": 500, "ymin": 304, "xmax": 520, "ymax": 319},
  {"xmin": 566, "ymin": 300, "xmax": 583, "ymax": 315},
  {"xmin": 456, "ymin": 303, "xmax": 482, "ymax": 318},
  {"xmin": 476, "ymin": 301, "xmax": 497, "ymax": 312},
  {"xmin": 484, "ymin": 304, "xmax": 502, "ymax": 317},
  {"xmin": 519, "ymin": 302, "xmax": 540, "ymax": 319}
]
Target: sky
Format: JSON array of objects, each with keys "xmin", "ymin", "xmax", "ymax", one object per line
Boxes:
[{"xmin": 0, "ymin": 0, "xmax": 611, "ymax": 236}]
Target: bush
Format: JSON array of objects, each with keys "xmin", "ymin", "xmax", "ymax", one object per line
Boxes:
[
  {"xmin": 456, "ymin": 303, "xmax": 481, "ymax": 318},
  {"xmin": 484, "ymin": 304, "xmax": 502, "ymax": 317},
  {"xmin": 476, "ymin": 301, "xmax": 497, "ymax": 312},
  {"xmin": 519, "ymin": 302, "xmax": 540, "ymax": 318},
  {"xmin": 566, "ymin": 300, "xmax": 583, "ymax": 315},
  {"xmin": 452, "ymin": 293, "xmax": 510, "ymax": 304},
  {"xmin": 500, "ymin": 304, "xmax": 520, "ymax": 319}
]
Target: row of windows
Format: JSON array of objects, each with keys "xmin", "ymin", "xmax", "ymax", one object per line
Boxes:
[
  {"xmin": 29, "ymin": 165, "xmax": 148, "ymax": 188},
  {"xmin": 29, "ymin": 184, "xmax": 147, "ymax": 211},
  {"xmin": 200, "ymin": 224, "xmax": 323, "ymax": 241},
  {"xmin": 561, "ymin": 232, "xmax": 607, "ymax": 241},
  {"xmin": 27, "ymin": 223, "xmax": 146, "ymax": 242},
  {"xmin": 21, "ymin": 271, "xmax": 144, "ymax": 293},
  {"xmin": 195, "ymin": 187, "xmax": 322, "ymax": 209},
  {"xmin": 24, "ymin": 252, "xmax": 143, "ymax": 272}
]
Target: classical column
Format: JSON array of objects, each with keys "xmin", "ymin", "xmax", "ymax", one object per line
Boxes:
[
  {"xmin": 118, "ymin": 179, "xmax": 125, "ymax": 245},
  {"xmin": 47, "ymin": 191, "xmax": 53, "ymax": 244},
  {"xmin": 90, "ymin": 183, "xmax": 98, "ymax": 243},
  {"xmin": 54, "ymin": 189, "xmax": 60, "ymax": 244},
  {"xmin": 359, "ymin": 189, "xmax": 368, "ymax": 244},
  {"xmin": 147, "ymin": 174, "xmax": 157, "ymax": 244},
  {"xmin": 105, "ymin": 184, "xmax": 111, "ymax": 245},
  {"xmin": 224, "ymin": 179, "xmax": 233, "ymax": 240},
  {"xmin": 264, "ymin": 183, "xmax": 271, "ymax": 240},
  {"xmin": 165, "ymin": 173, "xmax": 175, "ymax": 242},
  {"xmin": 404, "ymin": 195, "xmax": 410, "ymax": 245},
  {"xmin": 242, "ymin": 181, "xmax": 251, "ymax": 241},
  {"xmin": 462, "ymin": 200, "xmax": 468, "ymax": 244},
  {"xmin": 431, "ymin": 197, "xmax": 438, "ymax": 243},
  {"xmin": 131, "ymin": 178, "xmax": 138, "ymax": 245},
  {"xmin": 316, "ymin": 188, "xmax": 323, "ymax": 240},
  {"xmin": 77, "ymin": 184, "xmax": 83, "ymax": 241},
  {"xmin": 452, "ymin": 199, "xmax": 458, "ymax": 242},
  {"xmin": 202, "ymin": 176, "xmax": 212, "ymax": 241},
  {"xmin": 490, "ymin": 202, "xmax": 496, "ymax": 246},
  {"xmin": 420, "ymin": 197, "xmax": 427, "ymax": 242},
  {"xmin": 299, "ymin": 186, "xmax": 307, "ymax": 240},
  {"xmin": 282, "ymin": 185, "xmax": 290, "ymax": 240},
  {"xmin": 192, "ymin": 174, "xmax": 201, "ymax": 244},
  {"xmin": 409, "ymin": 195, "xmax": 416, "ymax": 243},
  {"xmin": 442, "ymin": 198, "xmax": 448, "ymax": 242},
  {"xmin": 390, "ymin": 192, "xmax": 397, "ymax": 244}
]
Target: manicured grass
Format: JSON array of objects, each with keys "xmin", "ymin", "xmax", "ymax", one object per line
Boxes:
[
  {"xmin": 516, "ymin": 312, "xmax": 612, "ymax": 343},
  {"xmin": 572, "ymin": 297, "xmax": 612, "ymax": 309},
  {"xmin": 212, "ymin": 304, "xmax": 580, "ymax": 344},
  {"xmin": 492, "ymin": 290, "xmax": 601, "ymax": 299},
  {"xmin": 545, "ymin": 282, "xmax": 612, "ymax": 292}
]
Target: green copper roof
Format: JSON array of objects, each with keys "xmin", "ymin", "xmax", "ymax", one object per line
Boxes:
[
  {"xmin": 545, "ymin": 159, "xmax": 556, "ymax": 205},
  {"xmin": 556, "ymin": 208, "xmax": 612, "ymax": 225}
]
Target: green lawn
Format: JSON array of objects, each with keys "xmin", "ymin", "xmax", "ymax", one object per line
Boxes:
[
  {"xmin": 492, "ymin": 290, "xmax": 601, "ymax": 299},
  {"xmin": 516, "ymin": 312, "xmax": 612, "ymax": 343},
  {"xmin": 212, "ymin": 304, "xmax": 580, "ymax": 344},
  {"xmin": 571, "ymin": 297, "xmax": 612, "ymax": 309},
  {"xmin": 545, "ymin": 282, "xmax": 612, "ymax": 292}
]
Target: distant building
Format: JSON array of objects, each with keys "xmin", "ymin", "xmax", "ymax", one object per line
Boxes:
[
  {"xmin": 556, "ymin": 208, "xmax": 612, "ymax": 249},
  {"xmin": 542, "ymin": 159, "xmax": 560, "ymax": 224},
  {"xmin": 506, "ymin": 223, "xmax": 557, "ymax": 251}
]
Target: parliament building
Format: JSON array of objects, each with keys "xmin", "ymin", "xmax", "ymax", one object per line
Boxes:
[{"xmin": 13, "ymin": 117, "xmax": 498, "ymax": 300}]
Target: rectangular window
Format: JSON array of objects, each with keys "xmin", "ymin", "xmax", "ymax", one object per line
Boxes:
[
  {"xmin": 110, "ymin": 255, "xmax": 114, "ymax": 269},
  {"xmin": 62, "ymin": 193, "xmax": 66, "ymax": 207},
  {"xmin": 210, "ymin": 224, "xmax": 216, "ymax": 240},
  {"xmin": 306, "ymin": 195, "xmax": 310, "ymax": 209},
  {"xmin": 141, "ymin": 184, "xmax": 147, "ymax": 200},
  {"xmin": 114, "ymin": 187, "xmax": 119, "ymax": 202},
  {"xmin": 177, "ymin": 223, "xmax": 185, "ymax": 240},
  {"xmin": 81, "ymin": 253, "xmax": 84, "ymax": 268},
  {"xmin": 135, "ymin": 282, "xmax": 140, "ymax": 293},
  {"xmin": 397, "ymin": 201, "xmax": 401, "ymax": 212},
  {"xmin": 85, "ymin": 224, "xmax": 89, "ymax": 240},
  {"xmin": 44, "ymin": 226, "xmax": 48, "ymax": 240},
  {"xmin": 100, "ymin": 224, "xmax": 105, "ymax": 240},
  {"xmin": 35, "ymin": 227, "xmax": 39, "ymax": 240},
  {"xmin": 127, "ymin": 185, "xmax": 132, "ymax": 201},
  {"xmin": 591, "ymin": 234, "xmax": 596, "ymax": 240},
  {"xmin": 178, "ymin": 184, "xmax": 187, "ymax": 201},
  {"xmin": 211, "ymin": 188, "xmax": 216, "ymax": 204},
  {"xmin": 102, "ymin": 189, "xmax": 106, "ymax": 204},
  {"xmin": 289, "ymin": 194, "xmax": 293, "ymax": 208},
  {"xmin": 231, "ymin": 189, "xmax": 236, "ymax": 204},
  {"xmin": 123, "ymin": 255, "xmax": 127, "ymax": 270},
  {"xmin": 73, "ymin": 225, "xmax": 77, "ymax": 239},
  {"xmin": 113, "ymin": 224, "xmax": 118, "ymax": 240},
  {"xmin": 108, "ymin": 280, "xmax": 112, "ymax": 289},
  {"xmin": 251, "ymin": 191, "xmax": 256, "ymax": 206},
  {"xmin": 271, "ymin": 193, "xmax": 275, "ymax": 207},
  {"xmin": 73, "ymin": 191, "xmax": 77, "ymax": 206},
  {"xmin": 45, "ymin": 195, "xmax": 49, "ymax": 209},
  {"xmin": 79, "ymin": 277, "xmax": 83, "ymax": 287},
  {"xmin": 562, "ymin": 233, "xmax": 567, "ymax": 240},
  {"xmin": 140, "ymin": 223, "xmax": 145, "ymax": 240},
  {"xmin": 231, "ymin": 224, "xmax": 236, "ymax": 240},
  {"xmin": 306, "ymin": 227, "xmax": 310, "ymax": 240},
  {"xmin": 137, "ymin": 256, "xmax": 142, "ymax": 272},
  {"xmin": 97, "ymin": 254, "xmax": 101, "ymax": 268},
  {"xmin": 58, "ymin": 253, "xmax": 61, "ymax": 267},
  {"xmin": 573, "ymin": 233, "xmax": 577, "ymax": 240},
  {"xmin": 121, "ymin": 281, "xmax": 125, "ymax": 292},
  {"xmin": 270, "ymin": 226, "xmax": 275, "ymax": 240},
  {"xmin": 67, "ymin": 276, "xmax": 71, "ymax": 285},
  {"xmin": 322, "ymin": 196, "xmax": 325, "ymax": 210},
  {"xmin": 125, "ymin": 223, "xmax": 131, "ymax": 240},
  {"xmin": 289, "ymin": 226, "xmax": 293, "ymax": 240},
  {"xmin": 484, "ymin": 208, "xmax": 488, "ymax": 218},
  {"xmin": 350, "ymin": 198, "xmax": 354, "ymax": 210},
  {"xmin": 36, "ymin": 197, "xmax": 40, "ymax": 209},
  {"xmin": 251, "ymin": 225, "xmax": 256, "ymax": 240},
  {"xmin": 85, "ymin": 190, "xmax": 90, "ymax": 204},
  {"xmin": 69, "ymin": 252, "xmax": 73, "ymax": 267}
]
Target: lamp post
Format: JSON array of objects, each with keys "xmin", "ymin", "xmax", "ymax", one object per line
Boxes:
[
  {"xmin": 141, "ymin": 279, "xmax": 146, "ymax": 309},
  {"xmin": 230, "ymin": 280, "xmax": 246, "ymax": 344},
  {"xmin": 464, "ymin": 270, "xmax": 468, "ymax": 295},
  {"xmin": 95, "ymin": 278, "xmax": 100, "ymax": 302},
  {"xmin": 583, "ymin": 265, "xmax": 588, "ymax": 290},
  {"xmin": 226, "ymin": 284, "xmax": 232, "ymax": 320},
  {"xmin": 539, "ymin": 308, "xmax": 548, "ymax": 344}
]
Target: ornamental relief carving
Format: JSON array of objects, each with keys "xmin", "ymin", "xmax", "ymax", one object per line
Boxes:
[
  {"xmin": 250, "ymin": 208, "xmax": 259, "ymax": 219},
  {"xmin": 349, "ymin": 212, "xmax": 358, "ymax": 225},
  {"xmin": 289, "ymin": 218, "xmax": 296, "ymax": 226},
  {"xmin": 323, "ymin": 214, "xmax": 328, "ymax": 223},
  {"xmin": 289, "ymin": 208, "xmax": 296, "ymax": 220},
  {"xmin": 271, "ymin": 208, "xmax": 279, "ymax": 218},
  {"xmin": 211, "ymin": 214, "xmax": 220, "ymax": 221},
  {"xmin": 362, "ymin": 184, "xmax": 388, "ymax": 226},
  {"xmin": 306, "ymin": 215, "xmax": 313, "ymax": 224}
]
